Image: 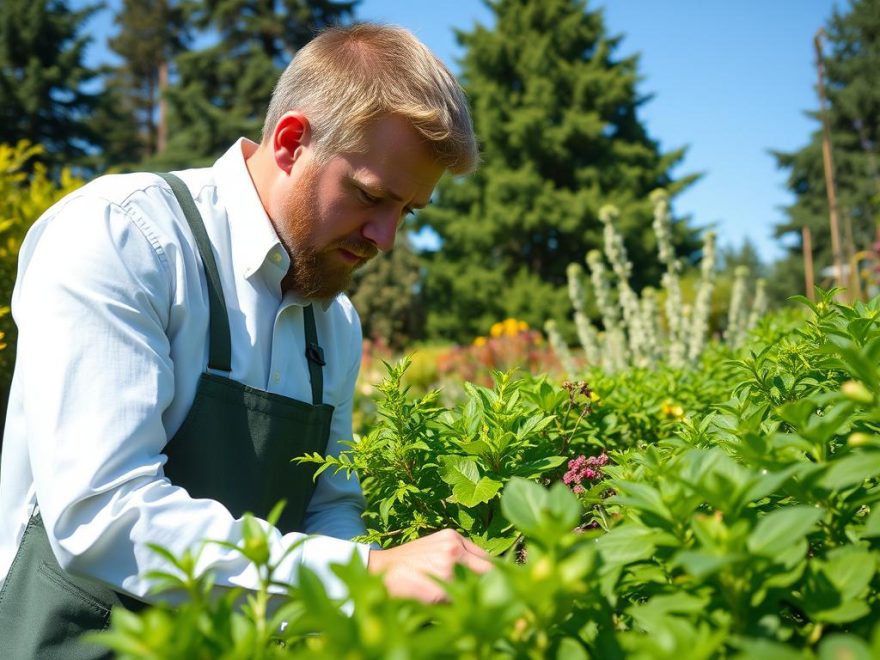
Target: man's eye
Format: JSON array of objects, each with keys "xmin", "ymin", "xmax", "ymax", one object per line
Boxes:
[{"xmin": 358, "ymin": 189, "xmax": 379, "ymax": 204}]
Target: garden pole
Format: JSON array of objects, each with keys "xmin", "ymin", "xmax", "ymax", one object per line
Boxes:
[
  {"xmin": 814, "ymin": 29, "xmax": 846, "ymax": 297},
  {"xmin": 803, "ymin": 226, "xmax": 815, "ymax": 301}
]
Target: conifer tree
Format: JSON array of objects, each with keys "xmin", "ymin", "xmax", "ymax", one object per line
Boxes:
[
  {"xmin": 772, "ymin": 0, "xmax": 880, "ymax": 298},
  {"xmin": 348, "ymin": 234, "xmax": 424, "ymax": 350},
  {"xmin": 415, "ymin": 0, "xmax": 697, "ymax": 342},
  {"xmin": 155, "ymin": 0, "xmax": 356, "ymax": 168},
  {"xmin": 0, "ymin": 0, "xmax": 103, "ymax": 167},
  {"xmin": 94, "ymin": 0, "xmax": 193, "ymax": 169}
]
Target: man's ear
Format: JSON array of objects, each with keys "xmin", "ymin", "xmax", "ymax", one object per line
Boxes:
[{"xmin": 272, "ymin": 112, "xmax": 311, "ymax": 174}]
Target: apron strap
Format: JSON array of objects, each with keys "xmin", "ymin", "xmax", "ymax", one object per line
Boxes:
[
  {"xmin": 155, "ymin": 172, "xmax": 233, "ymax": 373},
  {"xmin": 303, "ymin": 304, "xmax": 325, "ymax": 405}
]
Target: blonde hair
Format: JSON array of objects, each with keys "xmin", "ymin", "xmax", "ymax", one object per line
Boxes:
[{"xmin": 262, "ymin": 23, "xmax": 478, "ymax": 174}]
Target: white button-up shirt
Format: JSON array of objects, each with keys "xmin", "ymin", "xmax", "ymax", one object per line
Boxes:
[{"xmin": 0, "ymin": 139, "xmax": 371, "ymax": 602}]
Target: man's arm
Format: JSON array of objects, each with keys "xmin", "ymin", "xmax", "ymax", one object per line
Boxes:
[{"xmin": 12, "ymin": 192, "xmax": 365, "ymax": 602}]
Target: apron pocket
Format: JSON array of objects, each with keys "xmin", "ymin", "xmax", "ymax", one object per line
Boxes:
[
  {"xmin": 26, "ymin": 561, "xmax": 113, "ymax": 660},
  {"xmin": 38, "ymin": 560, "xmax": 112, "ymax": 620}
]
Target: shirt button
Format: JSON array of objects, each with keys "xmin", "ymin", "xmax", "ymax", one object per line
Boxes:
[{"xmin": 272, "ymin": 372, "xmax": 281, "ymax": 383}]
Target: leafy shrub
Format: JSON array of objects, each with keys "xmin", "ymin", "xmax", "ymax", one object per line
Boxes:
[
  {"xmin": 301, "ymin": 360, "xmax": 587, "ymax": 553},
  {"xmin": 95, "ymin": 290, "xmax": 880, "ymax": 657}
]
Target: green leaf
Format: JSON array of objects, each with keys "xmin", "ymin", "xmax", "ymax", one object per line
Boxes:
[
  {"xmin": 597, "ymin": 525, "xmax": 661, "ymax": 566},
  {"xmin": 860, "ymin": 505, "xmax": 880, "ymax": 538},
  {"xmin": 556, "ymin": 637, "xmax": 588, "ymax": 660},
  {"xmin": 501, "ymin": 477, "xmax": 549, "ymax": 537},
  {"xmin": 819, "ymin": 451, "xmax": 880, "ymax": 491},
  {"xmin": 813, "ymin": 600, "xmax": 872, "ymax": 625},
  {"xmin": 500, "ymin": 479, "xmax": 581, "ymax": 543},
  {"xmin": 379, "ymin": 497, "xmax": 394, "ymax": 526},
  {"xmin": 747, "ymin": 506, "xmax": 823, "ymax": 557},
  {"xmin": 266, "ymin": 499, "xmax": 287, "ymax": 528},
  {"xmin": 742, "ymin": 464, "xmax": 800, "ymax": 504},
  {"xmin": 822, "ymin": 547, "xmax": 875, "ymax": 601},
  {"xmin": 547, "ymin": 481, "xmax": 583, "ymax": 531},
  {"xmin": 440, "ymin": 456, "xmax": 502, "ymax": 506},
  {"xmin": 460, "ymin": 440, "xmax": 493, "ymax": 457},
  {"xmin": 457, "ymin": 506, "xmax": 476, "ymax": 531},
  {"xmin": 818, "ymin": 634, "xmax": 873, "ymax": 660},
  {"xmin": 610, "ymin": 480, "xmax": 673, "ymax": 524},
  {"xmin": 476, "ymin": 535, "xmax": 518, "ymax": 556},
  {"xmin": 733, "ymin": 638, "xmax": 808, "ymax": 660},
  {"xmin": 672, "ymin": 550, "xmax": 742, "ymax": 578},
  {"xmin": 517, "ymin": 414, "xmax": 556, "ymax": 440},
  {"xmin": 512, "ymin": 455, "xmax": 567, "ymax": 478}
]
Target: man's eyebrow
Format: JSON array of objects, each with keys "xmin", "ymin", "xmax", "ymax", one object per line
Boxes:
[{"xmin": 347, "ymin": 175, "xmax": 431, "ymax": 209}]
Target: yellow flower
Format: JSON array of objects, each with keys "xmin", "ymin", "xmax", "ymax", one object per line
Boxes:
[
  {"xmin": 589, "ymin": 391, "xmax": 600, "ymax": 403},
  {"xmin": 490, "ymin": 322, "xmax": 504, "ymax": 338},
  {"xmin": 661, "ymin": 401, "xmax": 684, "ymax": 419},
  {"xmin": 517, "ymin": 320, "xmax": 529, "ymax": 333},
  {"xmin": 473, "ymin": 336, "xmax": 488, "ymax": 347},
  {"xmin": 503, "ymin": 318, "xmax": 519, "ymax": 336}
]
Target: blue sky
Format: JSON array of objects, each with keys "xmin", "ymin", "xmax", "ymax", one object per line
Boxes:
[
  {"xmin": 77, "ymin": 0, "xmax": 841, "ymax": 263},
  {"xmin": 354, "ymin": 0, "xmax": 840, "ymax": 262}
]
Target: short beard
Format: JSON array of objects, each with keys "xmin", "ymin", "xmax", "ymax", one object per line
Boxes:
[{"xmin": 278, "ymin": 162, "xmax": 377, "ymax": 301}]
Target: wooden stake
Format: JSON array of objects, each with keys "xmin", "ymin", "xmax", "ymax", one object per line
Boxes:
[
  {"xmin": 815, "ymin": 29, "xmax": 846, "ymax": 296},
  {"xmin": 803, "ymin": 226, "xmax": 815, "ymax": 300}
]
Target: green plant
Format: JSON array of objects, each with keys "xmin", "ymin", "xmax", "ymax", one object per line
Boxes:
[
  {"xmin": 299, "ymin": 358, "xmax": 593, "ymax": 554},
  {"xmin": 95, "ymin": 290, "xmax": 880, "ymax": 657},
  {"xmin": 555, "ymin": 190, "xmax": 768, "ymax": 374}
]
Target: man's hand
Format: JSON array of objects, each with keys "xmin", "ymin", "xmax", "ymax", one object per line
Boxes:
[{"xmin": 367, "ymin": 529, "xmax": 493, "ymax": 603}]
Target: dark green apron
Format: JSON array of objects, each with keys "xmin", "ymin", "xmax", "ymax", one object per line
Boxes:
[{"xmin": 0, "ymin": 172, "xmax": 335, "ymax": 659}]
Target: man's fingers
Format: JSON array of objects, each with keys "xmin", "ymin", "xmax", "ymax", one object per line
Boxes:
[
  {"xmin": 458, "ymin": 548, "xmax": 494, "ymax": 574},
  {"xmin": 453, "ymin": 535, "xmax": 493, "ymax": 574},
  {"xmin": 459, "ymin": 535, "xmax": 490, "ymax": 558}
]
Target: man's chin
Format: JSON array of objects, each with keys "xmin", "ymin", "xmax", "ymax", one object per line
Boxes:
[{"xmin": 295, "ymin": 269, "xmax": 353, "ymax": 302}]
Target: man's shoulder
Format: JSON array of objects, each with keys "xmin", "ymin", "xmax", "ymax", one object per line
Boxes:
[
  {"xmin": 81, "ymin": 169, "xmax": 213, "ymax": 214},
  {"xmin": 41, "ymin": 169, "xmax": 215, "ymax": 241},
  {"xmin": 326, "ymin": 293, "xmax": 362, "ymax": 328}
]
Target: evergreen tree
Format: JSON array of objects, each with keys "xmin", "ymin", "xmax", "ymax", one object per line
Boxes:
[
  {"xmin": 717, "ymin": 238, "xmax": 767, "ymax": 279},
  {"xmin": 155, "ymin": 0, "xmax": 356, "ymax": 168},
  {"xmin": 348, "ymin": 234, "xmax": 424, "ymax": 350},
  {"xmin": 0, "ymin": 0, "xmax": 103, "ymax": 167},
  {"xmin": 772, "ymin": 0, "xmax": 880, "ymax": 297},
  {"xmin": 93, "ymin": 0, "xmax": 193, "ymax": 169},
  {"xmin": 415, "ymin": 0, "xmax": 698, "ymax": 342}
]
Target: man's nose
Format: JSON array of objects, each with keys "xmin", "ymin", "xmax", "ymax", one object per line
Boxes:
[{"xmin": 361, "ymin": 212, "xmax": 399, "ymax": 253}]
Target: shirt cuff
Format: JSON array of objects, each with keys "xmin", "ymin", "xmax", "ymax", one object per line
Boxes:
[{"xmin": 296, "ymin": 535, "xmax": 372, "ymax": 601}]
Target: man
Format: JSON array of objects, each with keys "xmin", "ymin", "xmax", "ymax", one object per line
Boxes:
[{"xmin": 0, "ymin": 23, "xmax": 491, "ymax": 657}]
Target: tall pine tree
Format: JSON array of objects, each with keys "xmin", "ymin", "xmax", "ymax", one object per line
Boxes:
[
  {"xmin": 415, "ymin": 0, "xmax": 697, "ymax": 342},
  {"xmin": 93, "ymin": 0, "xmax": 193, "ymax": 169},
  {"xmin": 0, "ymin": 0, "xmax": 103, "ymax": 167},
  {"xmin": 155, "ymin": 0, "xmax": 356, "ymax": 167},
  {"xmin": 772, "ymin": 0, "xmax": 880, "ymax": 298},
  {"xmin": 348, "ymin": 233, "xmax": 424, "ymax": 350}
]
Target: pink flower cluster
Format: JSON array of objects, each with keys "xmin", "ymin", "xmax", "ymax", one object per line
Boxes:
[{"xmin": 563, "ymin": 453, "xmax": 609, "ymax": 494}]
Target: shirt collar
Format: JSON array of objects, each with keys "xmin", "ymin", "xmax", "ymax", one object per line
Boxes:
[{"xmin": 211, "ymin": 138, "xmax": 335, "ymax": 311}]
